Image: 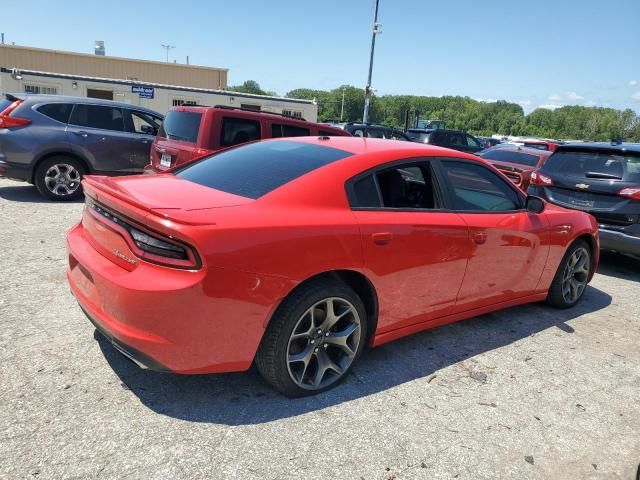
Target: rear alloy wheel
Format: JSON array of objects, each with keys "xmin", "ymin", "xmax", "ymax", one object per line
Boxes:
[
  {"xmin": 256, "ymin": 280, "xmax": 367, "ymax": 397},
  {"xmin": 547, "ymin": 239, "xmax": 591, "ymax": 308},
  {"xmin": 35, "ymin": 156, "xmax": 86, "ymax": 201}
]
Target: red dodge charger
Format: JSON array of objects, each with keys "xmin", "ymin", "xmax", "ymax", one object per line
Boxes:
[{"xmin": 66, "ymin": 137, "xmax": 599, "ymax": 396}]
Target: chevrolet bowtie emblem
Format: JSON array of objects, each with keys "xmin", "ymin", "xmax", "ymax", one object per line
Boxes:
[{"xmin": 575, "ymin": 183, "xmax": 589, "ymax": 189}]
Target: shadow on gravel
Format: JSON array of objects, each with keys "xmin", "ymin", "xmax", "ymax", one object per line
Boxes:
[
  {"xmin": 97, "ymin": 285, "xmax": 611, "ymax": 426},
  {"xmin": 0, "ymin": 184, "xmax": 83, "ymax": 203},
  {"xmin": 596, "ymin": 251, "xmax": 640, "ymax": 282}
]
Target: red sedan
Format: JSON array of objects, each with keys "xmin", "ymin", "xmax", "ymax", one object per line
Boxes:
[
  {"xmin": 478, "ymin": 145, "xmax": 552, "ymax": 190},
  {"xmin": 66, "ymin": 137, "xmax": 599, "ymax": 396}
]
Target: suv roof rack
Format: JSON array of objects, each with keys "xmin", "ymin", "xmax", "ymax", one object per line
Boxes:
[{"xmin": 211, "ymin": 104, "xmax": 308, "ymax": 121}]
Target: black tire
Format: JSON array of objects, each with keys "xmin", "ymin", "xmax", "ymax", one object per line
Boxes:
[
  {"xmin": 34, "ymin": 156, "xmax": 86, "ymax": 201},
  {"xmin": 255, "ymin": 278, "xmax": 368, "ymax": 397},
  {"xmin": 546, "ymin": 239, "xmax": 592, "ymax": 309}
]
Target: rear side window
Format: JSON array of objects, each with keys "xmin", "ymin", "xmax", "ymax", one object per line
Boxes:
[
  {"xmin": 37, "ymin": 103, "xmax": 73, "ymax": 123},
  {"xmin": 176, "ymin": 140, "xmax": 352, "ymax": 199},
  {"xmin": 351, "ymin": 175, "xmax": 381, "ymax": 207},
  {"xmin": 221, "ymin": 117, "xmax": 261, "ymax": 146},
  {"xmin": 158, "ymin": 111, "xmax": 201, "ymax": 143},
  {"xmin": 69, "ymin": 105, "xmax": 124, "ymax": 132},
  {"xmin": 442, "ymin": 160, "xmax": 522, "ymax": 211},
  {"xmin": 480, "ymin": 149, "xmax": 540, "ymax": 167},
  {"xmin": 541, "ymin": 150, "xmax": 640, "ymax": 182},
  {"xmin": 271, "ymin": 123, "xmax": 310, "ymax": 138}
]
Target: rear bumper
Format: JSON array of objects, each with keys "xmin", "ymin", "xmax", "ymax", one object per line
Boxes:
[
  {"xmin": 66, "ymin": 222, "xmax": 292, "ymax": 374},
  {"xmin": 0, "ymin": 159, "xmax": 31, "ymax": 181},
  {"xmin": 599, "ymin": 227, "xmax": 640, "ymax": 256}
]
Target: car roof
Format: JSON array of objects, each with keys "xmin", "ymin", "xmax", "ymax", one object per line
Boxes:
[
  {"xmin": 555, "ymin": 142, "xmax": 640, "ymax": 154},
  {"xmin": 10, "ymin": 93, "xmax": 162, "ymax": 116}
]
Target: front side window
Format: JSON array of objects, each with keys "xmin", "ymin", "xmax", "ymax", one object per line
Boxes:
[
  {"xmin": 69, "ymin": 104, "xmax": 124, "ymax": 131},
  {"xmin": 466, "ymin": 135, "xmax": 480, "ymax": 148},
  {"xmin": 129, "ymin": 110, "xmax": 162, "ymax": 135},
  {"xmin": 221, "ymin": 117, "xmax": 261, "ymax": 146},
  {"xmin": 442, "ymin": 160, "xmax": 522, "ymax": 212}
]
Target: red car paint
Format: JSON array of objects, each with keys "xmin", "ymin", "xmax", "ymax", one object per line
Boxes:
[
  {"xmin": 67, "ymin": 137, "xmax": 598, "ymax": 374},
  {"xmin": 480, "ymin": 146, "xmax": 552, "ymax": 190},
  {"xmin": 147, "ymin": 105, "xmax": 350, "ymax": 173}
]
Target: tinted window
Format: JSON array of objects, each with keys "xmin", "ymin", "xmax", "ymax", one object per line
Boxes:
[
  {"xmin": 319, "ymin": 130, "xmax": 341, "ymax": 136},
  {"xmin": 480, "ymin": 149, "xmax": 540, "ymax": 167},
  {"xmin": 443, "ymin": 161, "xmax": 521, "ymax": 211},
  {"xmin": 466, "ymin": 135, "xmax": 480, "ymax": 148},
  {"xmin": 37, "ymin": 103, "xmax": 73, "ymax": 123},
  {"xmin": 176, "ymin": 140, "xmax": 352, "ymax": 199},
  {"xmin": 524, "ymin": 143, "xmax": 549, "ymax": 151},
  {"xmin": 351, "ymin": 129, "xmax": 365, "ymax": 137},
  {"xmin": 375, "ymin": 163, "xmax": 438, "ymax": 209},
  {"xmin": 0, "ymin": 98, "xmax": 13, "ymax": 112},
  {"xmin": 390, "ymin": 131, "xmax": 409, "ymax": 141},
  {"xmin": 271, "ymin": 123, "xmax": 310, "ymax": 138},
  {"xmin": 221, "ymin": 117, "xmax": 261, "ymax": 146},
  {"xmin": 541, "ymin": 149, "xmax": 640, "ymax": 182},
  {"xmin": 69, "ymin": 104, "xmax": 124, "ymax": 131},
  {"xmin": 158, "ymin": 111, "xmax": 201, "ymax": 143},
  {"xmin": 350, "ymin": 175, "xmax": 381, "ymax": 208}
]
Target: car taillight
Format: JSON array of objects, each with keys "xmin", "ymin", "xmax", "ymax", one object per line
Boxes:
[
  {"xmin": 0, "ymin": 100, "xmax": 31, "ymax": 128},
  {"xmin": 619, "ymin": 187, "xmax": 640, "ymax": 200},
  {"xmin": 129, "ymin": 227, "xmax": 189, "ymax": 260},
  {"xmin": 530, "ymin": 170, "xmax": 553, "ymax": 186}
]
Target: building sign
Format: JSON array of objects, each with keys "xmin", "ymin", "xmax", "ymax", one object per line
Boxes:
[{"xmin": 132, "ymin": 86, "xmax": 154, "ymax": 99}]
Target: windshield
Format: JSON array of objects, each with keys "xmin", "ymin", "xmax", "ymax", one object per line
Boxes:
[
  {"xmin": 479, "ymin": 149, "xmax": 540, "ymax": 167},
  {"xmin": 541, "ymin": 149, "xmax": 640, "ymax": 181},
  {"xmin": 176, "ymin": 140, "xmax": 353, "ymax": 199}
]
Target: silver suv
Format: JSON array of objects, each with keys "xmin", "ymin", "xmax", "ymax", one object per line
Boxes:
[{"xmin": 0, "ymin": 94, "xmax": 163, "ymax": 200}]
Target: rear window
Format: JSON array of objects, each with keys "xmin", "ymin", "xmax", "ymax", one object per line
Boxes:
[
  {"xmin": 0, "ymin": 98, "xmax": 14, "ymax": 112},
  {"xmin": 158, "ymin": 111, "xmax": 202, "ymax": 143},
  {"xmin": 176, "ymin": 140, "xmax": 352, "ymax": 199},
  {"xmin": 271, "ymin": 123, "xmax": 310, "ymax": 138},
  {"xmin": 542, "ymin": 149, "xmax": 640, "ymax": 182},
  {"xmin": 37, "ymin": 103, "xmax": 73, "ymax": 123},
  {"xmin": 479, "ymin": 149, "xmax": 540, "ymax": 167}
]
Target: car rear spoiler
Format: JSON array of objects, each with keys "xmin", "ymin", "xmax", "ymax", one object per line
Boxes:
[{"xmin": 5, "ymin": 93, "xmax": 23, "ymax": 102}]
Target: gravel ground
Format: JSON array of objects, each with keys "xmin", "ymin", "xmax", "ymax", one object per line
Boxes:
[{"xmin": 1, "ymin": 177, "xmax": 639, "ymax": 480}]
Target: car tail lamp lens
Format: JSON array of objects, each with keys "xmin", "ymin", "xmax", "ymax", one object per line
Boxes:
[
  {"xmin": 129, "ymin": 227, "xmax": 188, "ymax": 260},
  {"xmin": 530, "ymin": 171, "xmax": 553, "ymax": 186},
  {"xmin": 0, "ymin": 100, "xmax": 31, "ymax": 128},
  {"xmin": 619, "ymin": 187, "xmax": 640, "ymax": 200}
]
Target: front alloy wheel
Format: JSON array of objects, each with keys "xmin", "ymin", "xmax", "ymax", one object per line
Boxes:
[{"xmin": 561, "ymin": 247, "xmax": 590, "ymax": 304}]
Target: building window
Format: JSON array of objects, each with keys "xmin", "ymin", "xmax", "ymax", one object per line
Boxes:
[
  {"xmin": 172, "ymin": 99, "xmax": 198, "ymax": 107},
  {"xmin": 282, "ymin": 109, "xmax": 303, "ymax": 119},
  {"xmin": 24, "ymin": 85, "xmax": 58, "ymax": 95}
]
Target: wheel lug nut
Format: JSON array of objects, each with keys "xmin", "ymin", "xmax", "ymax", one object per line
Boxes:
[
  {"xmin": 325, "ymin": 332, "xmax": 330, "ymax": 336},
  {"xmin": 317, "ymin": 329, "xmax": 322, "ymax": 334},
  {"xmin": 314, "ymin": 348, "xmax": 319, "ymax": 353},
  {"xmin": 324, "ymin": 344, "xmax": 328, "ymax": 348},
  {"xmin": 310, "ymin": 340, "xmax": 315, "ymax": 344}
]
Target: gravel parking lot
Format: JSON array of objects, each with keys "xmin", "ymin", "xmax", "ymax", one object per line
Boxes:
[{"xmin": 1, "ymin": 177, "xmax": 639, "ymax": 480}]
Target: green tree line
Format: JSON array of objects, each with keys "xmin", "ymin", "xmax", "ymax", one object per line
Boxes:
[{"xmin": 283, "ymin": 85, "xmax": 640, "ymax": 141}]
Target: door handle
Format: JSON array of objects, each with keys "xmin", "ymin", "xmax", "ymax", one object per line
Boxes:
[
  {"xmin": 372, "ymin": 232, "xmax": 393, "ymax": 245},
  {"xmin": 73, "ymin": 131, "xmax": 89, "ymax": 138},
  {"xmin": 472, "ymin": 232, "xmax": 487, "ymax": 244}
]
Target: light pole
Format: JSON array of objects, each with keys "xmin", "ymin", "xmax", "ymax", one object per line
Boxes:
[
  {"xmin": 161, "ymin": 44, "xmax": 175, "ymax": 63},
  {"xmin": 363, "ymin": 0, "xmax": 381, "ymax": 124},
  {"xmin": 340, "ymin": 87, "xmax": 346, "ymax": 121}
]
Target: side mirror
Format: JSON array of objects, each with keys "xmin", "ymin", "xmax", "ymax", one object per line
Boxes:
[
  {"xmin": 140, "ymin": 125, "xmax": 156, "ymax": 136},
  {"xmin": 526, "ymin": 195, "xmax": 545, "ymax": 214}
]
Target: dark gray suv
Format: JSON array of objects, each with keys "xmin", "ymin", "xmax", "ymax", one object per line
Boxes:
[{"xmin": 0, "ymin": 94, "xmax": 163, "ymax": 200}]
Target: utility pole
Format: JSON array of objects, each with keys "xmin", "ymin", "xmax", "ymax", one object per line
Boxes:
[
  {"xmin": 161, "ymin": 44, "xmax": 175, "ymax": 63},
  {"xmin": 363, "ymin": 0, "xmax": 381, "ymax": 124},
  {"xmin": 340, "ymin": 87, "xmax": 346, "ymax": 121}
]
